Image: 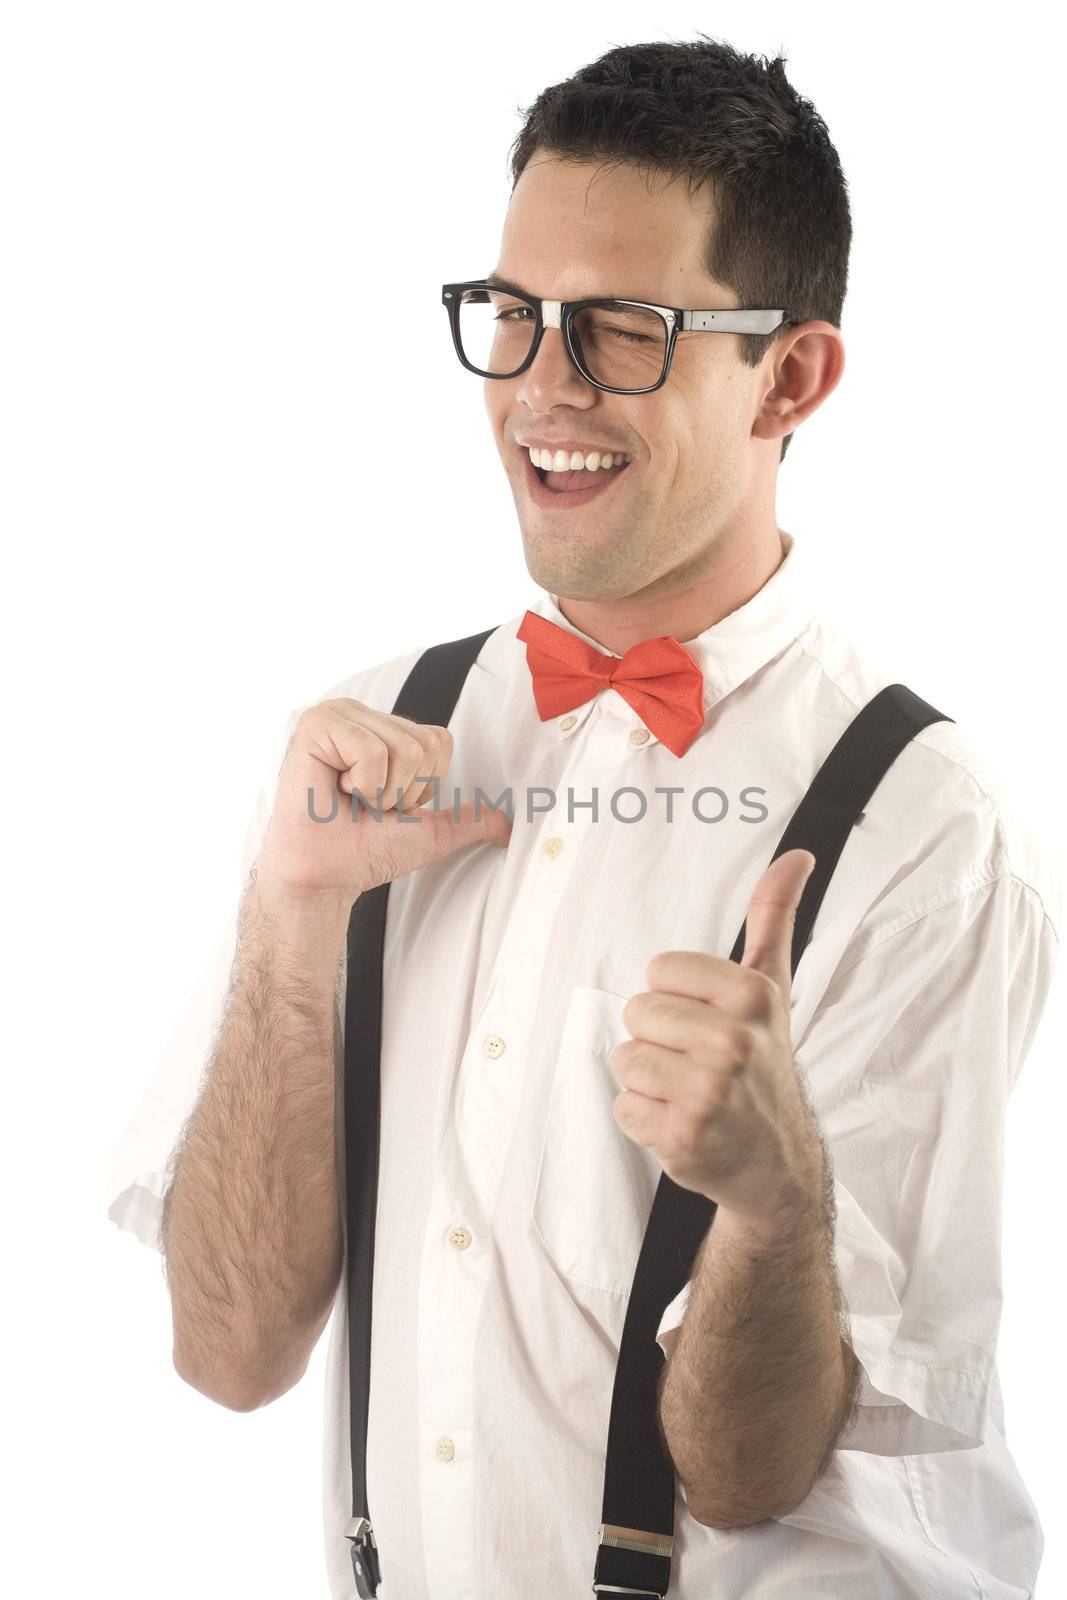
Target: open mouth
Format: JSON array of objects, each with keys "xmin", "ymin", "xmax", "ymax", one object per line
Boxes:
[{"xmin": 521, "ymin": 447, "xmax": 634, "ymax": 508}]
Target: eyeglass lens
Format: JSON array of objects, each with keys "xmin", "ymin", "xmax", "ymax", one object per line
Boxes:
[{"xmin": 457, "ymin": 287, "xmax": 668, "ymax": 390}]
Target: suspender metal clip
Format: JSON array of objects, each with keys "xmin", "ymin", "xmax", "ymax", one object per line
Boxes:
[
  {"xmin": 591, "ymin": 1522, "xmax": 671, "ymax": 1595},
  {"xmin": 344, "ymin": 1516, "xmax": 381, "ymax": 1597},
  {"xmin": 591, "ymin": 1589, "xmax": 668, "ymax": 1597}
]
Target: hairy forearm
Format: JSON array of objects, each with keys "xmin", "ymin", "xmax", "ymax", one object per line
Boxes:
[
  {"xmin": 659, "ymin": 1151, "xmax": 862, "ymax": 1529},
  {"xmin": 160, "ymin": 875, "xmax": 352, "ymax": 1409}
]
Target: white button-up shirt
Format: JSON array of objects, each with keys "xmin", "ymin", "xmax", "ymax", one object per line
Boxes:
[{"xmin": 107, "ymin": 530, "xmax": 1060, "ymax": 1598}]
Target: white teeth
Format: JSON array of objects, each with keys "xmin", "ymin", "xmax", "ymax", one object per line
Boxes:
[{"xmin": 527, "ymin": 446, "xmax": 631, "ymax": 472}]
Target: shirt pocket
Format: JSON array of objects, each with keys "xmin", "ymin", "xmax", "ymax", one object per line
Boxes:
[{"xmin": 530, "ymin": 984, "xmax": 664, "ymax": 1300}]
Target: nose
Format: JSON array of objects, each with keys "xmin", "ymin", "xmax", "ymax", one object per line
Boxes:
[{"xmin": 515, "ymin": 320, "xmax": 596, "ymax": 413}]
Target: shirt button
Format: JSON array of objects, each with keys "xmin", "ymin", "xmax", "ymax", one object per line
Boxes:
[
  {"xmin": 436, "ymin": 1436, "xmax": 456, "ymax": 1462},
  {"xmin": 629, "ymin": 727, "xmax": 650, "ymax": 746},
  {"xmin": 560, "ymin": 714, "xmax": 577, "ymax": 731},
  {"xmin": 543, "ymin": 835, "xmax": 564, "ymax": 858},
  {"xmin": 448, "ymin": 1225, "xmax": 472, "ymax": 1250},
  {"xmin": 482, "ymin": 1034, "xmax": 506, "ymax": 1059}
]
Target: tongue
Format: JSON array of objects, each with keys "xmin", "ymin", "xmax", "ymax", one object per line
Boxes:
[{"xmin": 545, "ymin": 468, "xmax": 609, "ymax": 492}]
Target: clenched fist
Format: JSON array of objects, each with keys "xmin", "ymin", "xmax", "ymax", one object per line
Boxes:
[{"xmin": 255, "ymin": 697, "xmax": 512, "ymax": 904}]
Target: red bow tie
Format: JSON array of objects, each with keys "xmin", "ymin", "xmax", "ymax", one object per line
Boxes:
[{"xmin": 515, "ymin": 609, "xmax": 705, "ymax": 757}]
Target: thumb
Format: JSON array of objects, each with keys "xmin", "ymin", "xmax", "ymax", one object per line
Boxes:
[
  {"xmin": 420, "ymin": 797, "xmax": 513, "ymax": 861},
  {"xmin": 739, "ymin": 848, "xmax": 816, "ymax": 996}
]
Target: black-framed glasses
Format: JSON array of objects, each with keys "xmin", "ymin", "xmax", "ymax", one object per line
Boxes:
[{"xmin": 442, "ymin": 275, "xmax": 793, "ymax": 395}]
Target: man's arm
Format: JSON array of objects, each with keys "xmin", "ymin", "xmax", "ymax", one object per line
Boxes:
[
  {"xmin": 160, "ymin": 876, "xmax": 352, "ymax": 1411},
  {"xmin": 158, "ymin": 694, "xmax": 511, "ymax": 1413},
  {"xmin": 654, "ymin": 861, "xmax": 1058, "ymax": 1505},
  {"xmin": 659, "ymin": 1143, "xmax": 862, "ymax": 1530}
]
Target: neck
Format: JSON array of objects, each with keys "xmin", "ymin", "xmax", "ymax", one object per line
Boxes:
[{"xmin": 555, "ymin": 526, "xmax": 787, "ymax": 654}]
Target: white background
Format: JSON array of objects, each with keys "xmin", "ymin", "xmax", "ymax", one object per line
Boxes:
[{"xmin": 3, "ymin": 3, "xmax": 1064, "ymax": 1595}]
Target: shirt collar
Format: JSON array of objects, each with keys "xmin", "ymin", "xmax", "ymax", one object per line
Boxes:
[{"xmin": 525, "ymin": 529, "xmax": 814, "ymax": 747}]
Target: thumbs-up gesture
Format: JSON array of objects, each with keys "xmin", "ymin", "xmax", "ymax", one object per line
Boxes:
[{"xmin": 610, "ymin": 849, "xmax": 825, "ymax": 1232}]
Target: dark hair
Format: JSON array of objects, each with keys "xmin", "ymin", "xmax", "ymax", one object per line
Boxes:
[{"xmin": 508, "ymin": 34, "xmax": 852, "ymax": 462}]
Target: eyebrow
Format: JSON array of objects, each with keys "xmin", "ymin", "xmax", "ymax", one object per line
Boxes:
[
  {"xmin": 483, "ymin": 272, "xmax": 667, "ymax": 310},
  {"xmin": 485, "ymin": 271, "xmax": 525, "ymax": 293}
]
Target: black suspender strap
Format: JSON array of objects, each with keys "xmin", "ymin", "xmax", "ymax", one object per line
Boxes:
[
  {"xmin": 343, "ymin": 625, "xmax": 499, "ymax": 1597},
  {"xmin": 591, "ymin": 683, "xmax": 953, "ymax": 1599},
  {"xmin": 342, "ymin": 654, "xmax": 953, "ymax": 1598}
]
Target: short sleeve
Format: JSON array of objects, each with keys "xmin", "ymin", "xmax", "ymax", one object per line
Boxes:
[
  {"xmin": 103, "ymin": 705, "xmax": 302, "ymax": 1252},
  {"xmin": 655, "ymin": 1283, "xmax": 690, "ymax": 1362},
  {"xmin": 658, "ymin": 873, "xmax": 1058, "ymax": 1457}
]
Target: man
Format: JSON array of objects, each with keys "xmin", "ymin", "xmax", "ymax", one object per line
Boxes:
[{"xmin": 108, "ymin": 36, "xmax": 1059, "ymax": 1599}]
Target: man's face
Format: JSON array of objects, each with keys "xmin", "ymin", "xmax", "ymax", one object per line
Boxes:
[{"xmin": 484, "ymin": 148, "xmax": 780, "ymax": 603}]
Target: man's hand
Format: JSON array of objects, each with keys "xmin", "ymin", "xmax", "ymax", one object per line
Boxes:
[
  {"xmin": 256, "ymin": 698, "xmax": 513, "ymax": 904},
  {"xmin": 610, "ymin": 848, "xmax": 823, "ymax": 1228}
]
